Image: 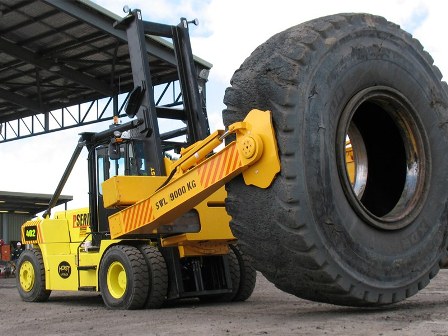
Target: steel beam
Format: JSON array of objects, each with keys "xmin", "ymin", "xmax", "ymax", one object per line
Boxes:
[
  {"xmin": 43, "ymin": 0, "xmax": 177, "ymax": 66},
  {"xmin": 0, "ymin": 87, "xmax": 46, "ymax": 114},
  {"xmin": 0, "ymin": 37, "xmax": 112, "ymax": 96}
]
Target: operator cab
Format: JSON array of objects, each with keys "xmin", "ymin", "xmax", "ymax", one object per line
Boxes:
[
  {"xmin": 94, "ymin": 135, "xmax": 200, "ymax": 236},
  {"xmin": 95, "ymin": 134, "xmax": 148, "ymax": 232}
]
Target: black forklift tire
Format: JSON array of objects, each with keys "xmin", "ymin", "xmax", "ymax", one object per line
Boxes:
[
  {"xmin": 16, "ymin": 249, "xmax": 51, "ymax": 302},
  {"xmin": 137, "ymin": 244, "xmax": 168, "ymax": 309},
  {"xmin": 223, "ymin": 13, "xmax": 448, "ymax": 306},
  {"xmin": 99, "ymin": 245, "xmax": 149, "ymax": 309},
  {"xmin": 230, "ymin": 244, "xmax": 256, "ymax": 302}
]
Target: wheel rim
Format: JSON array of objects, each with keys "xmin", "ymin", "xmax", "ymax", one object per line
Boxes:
[
  {"xmin": 20, "ymin": 260, "xmax": 35, "ymax": 292},
  {"xmin": 107, "ymin": 261, "xmax": 127, "ymax": 299},
  {"xmin": 337, "ymin": 86, "xmax": 428, "ymax": 230}
]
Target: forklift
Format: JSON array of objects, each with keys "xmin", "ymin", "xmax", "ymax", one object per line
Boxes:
[{"xmin": 16, "ymin": 9, "xmax": 280, "ymax": 309}]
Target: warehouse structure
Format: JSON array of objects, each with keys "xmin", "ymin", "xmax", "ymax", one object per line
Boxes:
[{"xmin": 0, "ymin": 191, "xmax": 72, "ymax": 243}]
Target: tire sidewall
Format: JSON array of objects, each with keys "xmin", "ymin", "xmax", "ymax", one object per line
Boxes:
[
  {"xmin": 99, "ymin": 246, "xmax": 136, "ymax": 309},
  {"xmin": 300, "ymin": 26, "xmax": 448, "ymax": 285}
]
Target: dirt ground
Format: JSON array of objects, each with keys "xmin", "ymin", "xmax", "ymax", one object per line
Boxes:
[{"xmin": 1, "ymin": 270, "xmax": 448, "ymax": 336}]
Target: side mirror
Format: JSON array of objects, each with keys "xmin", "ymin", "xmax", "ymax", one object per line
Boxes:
[{"xmin": 125, "ymin": 85, "xmax": 145, "ymax": 118}]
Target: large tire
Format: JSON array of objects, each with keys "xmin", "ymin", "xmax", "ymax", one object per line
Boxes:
[
  {"xmin": 99, "ymin": 245, "xmax": 149, "ymax": 309},
  {"xmin": 16, "ymin": 249, "xmax": 51, "ymax": 302},
  {"xmin": 223, "ymin": 13, "xmax": 448, "ymax": 306},
  {"xmin": 137, "ymin": 244, "xmax": 168, "ymax": 309}
]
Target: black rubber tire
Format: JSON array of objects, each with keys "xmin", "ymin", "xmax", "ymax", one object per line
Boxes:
[
  {"xmin": 137, "ymin": 244, "xmax": 168, "ymax": 309},
  {"xmin": 230, "ymin": 244, "xmax": 256, "ymax": 302},
  {"xmin": 223, "ymin": 13, "xmax": 448, "ymax": 306},
  {"xmin": 16, "ymin": 249, "xmax": 51, "ymax": 302},
  {"xmin": 99, "ymin": 245, "xmax": 149, "ymax": 309}
]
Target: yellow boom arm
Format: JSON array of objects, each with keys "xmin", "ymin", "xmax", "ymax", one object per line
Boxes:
[{"xmin": 106, "ymin": 109, "xmax": 280, "ymax": 239}]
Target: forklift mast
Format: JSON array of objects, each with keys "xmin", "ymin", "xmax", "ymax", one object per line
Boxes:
[
  {"xmin": 114, "ymin": 9, "xmax": 210, "ymax": 176},
  {"xmin": 85, "ymin": 10, "xmax": 213, "ymax": 238},
  {"xmin": 44, "ymin": 10, "xmax": 213, "ymax": 241}
]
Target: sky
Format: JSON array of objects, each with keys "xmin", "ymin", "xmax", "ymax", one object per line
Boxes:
[{"xmin": 1, "ymin": 0, "xmax": 447, "ymax": 214}]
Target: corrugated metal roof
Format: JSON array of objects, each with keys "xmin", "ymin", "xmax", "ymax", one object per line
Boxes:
[
  {"xmin": 0, "ymin": 190, "xmax": 72, "ymax": 215},
  {"xmin": 0, "ymin": 0, "xmax": 211, "ymax": 127}
]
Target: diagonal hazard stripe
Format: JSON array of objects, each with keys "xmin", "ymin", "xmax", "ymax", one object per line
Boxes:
[
  {"xmin": 198, "ymin": 144, "xmax": 242, "ymax": 188},
  {"xmin": 203, "ymin": 155, "xmax": 217, "ymax": 187},
  {"xmin": 217, "ymin": 144, "xmax": 231, "ymax": 181},
  {"xmin": 131, "ymin": 203, "xmax": 142, "ymax": 231},
  {"xmin": 142, "ymin": 201, "xmax": 153, "ymax": 224},
  {"xmin": 122, "ymin": 200, "xmax": 154, "ymax": 233},
  {"xmin": 124, "ymin": 205, "xmax": 137, "ymax": 232},
  {"xmin": 230, "ymin": 145, "xmax": 242, "ymax": 173},
  {"xmin": 210, "ymin": 147, "xmax": 224, "ymax": 185},
  {"xmin": 36, "ymin": 221, "xmax": 43, "ymax": 243}
]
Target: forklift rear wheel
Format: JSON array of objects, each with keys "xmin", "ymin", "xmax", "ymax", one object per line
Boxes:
[
  {"xmin": 16, "ymin": 249, "xmax": 51, "ymax": 302},
  {"xmin": 230, "ymin": 244, "xmax": 256, "ymax": 302},
  {"xmin": 99, "ymin": 245, "xmax": 149, "ymax": 309},
  {"xmin": 138, "ymin": 244, "xmax": 168, "ymax": 308},
  {"xmin": 223, "ymin": 13, "xmax": 448, "ymax": 306}
]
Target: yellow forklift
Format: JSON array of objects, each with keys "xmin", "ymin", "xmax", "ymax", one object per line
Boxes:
[{"xmin": 16, "ymin": 9, "xmax": 280, "ymax": 309}]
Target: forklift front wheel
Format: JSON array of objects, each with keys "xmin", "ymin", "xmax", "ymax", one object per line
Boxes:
[
  {"xmin": 99, "ymin": 245, "xmax": 149, "ymax": 310},
  {"xmin": 138, "ymin": 244, "xmax": 168, "ymax": 309}
]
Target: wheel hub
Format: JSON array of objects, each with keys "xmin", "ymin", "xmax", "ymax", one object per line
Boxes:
[
  {"xmin": 20, "ymin": 260, "xmax": 35, "ymax": 292},
  {"xmin": 107, "ymin": 261, "xmax": 127, "ymax": 299}
]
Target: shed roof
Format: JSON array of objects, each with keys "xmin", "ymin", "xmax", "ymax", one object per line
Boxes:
[
  {"xmin": 0, "ymin": 190, "xmax": 72, "ymax": 215},
  {"xmin": 0, "ymin": 0, "xmax": 211, "ymax": 132}
]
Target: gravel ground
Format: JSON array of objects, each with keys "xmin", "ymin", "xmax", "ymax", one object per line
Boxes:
[{"xmin": 1, "ymin": 270, "xmax": 448, "ymax": 335}]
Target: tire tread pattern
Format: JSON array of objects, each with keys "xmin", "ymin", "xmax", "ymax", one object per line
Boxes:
[
  {"xmin": 223, "ymin": 13, "xmax": 448, "ymax": 306},
  {"xmin": 100, "ymin": 245, "xmax": 149, "ymax": 310},
  {"xmin": 138, "ymin": 244, "xmax": 168, "ymax": 309}
]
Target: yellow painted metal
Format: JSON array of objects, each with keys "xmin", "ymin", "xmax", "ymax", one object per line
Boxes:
[
  {"xmin": 177, "ymin": 243, "xmax": 230, "ymax": 258},
  {"xmin": 103, "ymin": 175, "xmax": 234, "ymax": 256},
  {"xmin": 17, "ymin": 109, "xmax": 281, "ymax": 292},
  {"xmin": 77, "ymin": 246, "xmax": 100, "ymax": 288},
  {"xmin": 108, "ymin": 109, "xmax": 280, "ymax": 239},
  {"xmin": 239, "ymin": 109, "xmax": 280, "ymax": 188},
  {"xmin": 20, "ymin": 205, "xmax": 127, "ymax": 291},
  {"xmin": 19, "ymin": 260, "xmax": 35, "ymax": 292},
  {"xmin": 108, "ymin": 142, "xmax": 242, "ymax": 238},
  {"xmin": 33, "ymin": 238, "xmax": 124, "ymax": 291},
  {"xmin": 107, "ymin": 261, "xmax": 127, "ymax": 299},
  {"xmin": 161, "ymin": 187, "xmax": 233, "ymax": 255},
  {"xmin": 103, "ymin": 176, "xmax": 166, "ymax": 208},
  {"xmin": 54, "ymin": 208, "xmax": 91, "ymax": 242},
  {"xmin": 44, "ymin": 252, "xmax": 78, "ymax": 290},
  {"xmin": 21, "ymin": 218, "xmax": 69, "ymax": 245}
]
